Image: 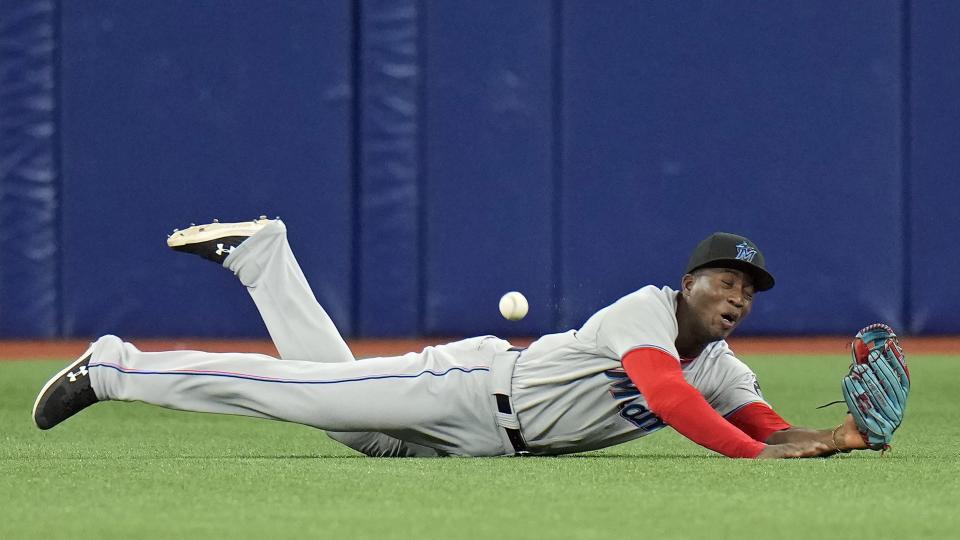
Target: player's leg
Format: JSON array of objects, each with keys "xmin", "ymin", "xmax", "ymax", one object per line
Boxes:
[
  {"xmin": 169, "ymin": 218, "xmax": 354, "ymax": 363},
  {"xmin": 169, "ymin": 219, "xmax": 438, "ymax": 456},
  {"xmin": 34, "ymin": 336, "xmax": 500, "ymax": 455}
]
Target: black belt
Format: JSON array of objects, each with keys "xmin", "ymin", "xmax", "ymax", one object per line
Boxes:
[{"xmin": 496, "ymin": 346, "xmax": 529, "ymax": 455}]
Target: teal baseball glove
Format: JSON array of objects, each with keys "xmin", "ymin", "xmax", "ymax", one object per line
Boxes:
[{"xmin": 842, "ymin": 323, "xmax": 910, "ymax": 450}]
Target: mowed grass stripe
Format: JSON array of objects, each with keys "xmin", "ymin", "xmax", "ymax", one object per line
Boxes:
[{"xmin": 1, "ymin": 355, "xmax": 957, "ymax": 540}]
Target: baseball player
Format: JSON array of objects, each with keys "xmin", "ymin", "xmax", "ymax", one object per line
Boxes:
[{"xmin": 32, "ymin": 220, "xmax": 902, "ymax": 458}]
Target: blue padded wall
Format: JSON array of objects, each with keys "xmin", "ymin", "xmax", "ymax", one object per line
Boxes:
[
  {"xmin": 58, "ymin": 0, "xmax": 354, "ymax": 338},
  {"xmin": 356, "ymin": 0, "xmax": 421, "ymax": 336},
  {"xmin": 0, "ymin": 0, "xmax": 60, "ymax": 337},
  {"xmin": 422, "ymin": 0, "xmax": 556, "ymax": 336},
  {"xmin": 6, "ymin": 1, "xmax": 960, "ymax": 338},
  {"xmin": 559, "ymin": 1, "xmax": 904, "ymax": 334},
  {"xmin": 908, "ymin": 2, "xmax": 960, "ymax": 334}
]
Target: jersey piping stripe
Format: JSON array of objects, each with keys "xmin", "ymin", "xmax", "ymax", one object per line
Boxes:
[{"xmin": 87, "ymin": 362, "xmax": 490, "ymax": 384}]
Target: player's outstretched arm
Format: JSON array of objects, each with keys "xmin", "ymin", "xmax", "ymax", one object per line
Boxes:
[
  {"xmin": 623, "ymin": 349, "xmax": 842, "ymax": 459},
  {"xmin": 755, "ymin": 440, "xmax": 834, "ymax": 458},
  {"xmin": 764, "ymin": 414, "xmax": 868, "ymax": 453}
]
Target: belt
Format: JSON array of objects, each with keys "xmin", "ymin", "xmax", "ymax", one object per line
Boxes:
[{"xmin": 491, "ymin": 346, "xmax": 530, "ymax": 455}]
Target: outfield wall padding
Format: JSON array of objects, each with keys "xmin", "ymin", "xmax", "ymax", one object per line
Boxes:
[
  {"xmin": 56, "ymin": 0, "xmax": 355, "ymax": 338},
  {"xmin": 908, "ymin": 1, "xmax": 960, "ymax": 334},
  {"xmin": 0, "ymin": 0, "xmax": 60, "ymax": 337},
  {"xmin": 1, "ymin": 1, "xmax": 958, "ymax": 338},
  {"xmin": 357, "ymin": 0, "xmax": 421, "ymax": 337},
  {"xmin": 558, "ymin": 1, "xmax": 904, "ymax": 335},
  {"xmin": 422, "ymin": 0, "xmax": 557, "ymax": 336}
]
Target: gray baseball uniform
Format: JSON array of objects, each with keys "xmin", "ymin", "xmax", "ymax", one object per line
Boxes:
[{"xmin": 85, "ymin": 221, "xmax": 770, "ymax": 457}]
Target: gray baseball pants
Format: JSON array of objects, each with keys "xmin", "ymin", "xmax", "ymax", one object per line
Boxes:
[{"xmin": 86, "ymin": 221, "xmax": 512, "ymax": 457}]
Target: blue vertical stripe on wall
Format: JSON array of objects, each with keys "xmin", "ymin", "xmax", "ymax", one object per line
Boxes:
[
  {"xmin": 899, "ymin": 0, "xmax": 912, "ymax": 334},
  {"xmin": 907, "ymin": 1, "xmax": 960, "ymax": 333},
  {"xmin": 0, "ymin": 0, "xmax": 59, "ymax": 337},
  {"xmin": 356, "ymin": 0, "xmax": 421, "ymax": 336},
  {"xmin": 421, "ymin": 0, "xmax": 555, "ymax": 336},
  {"xmin": 550, "ymin": 0, "xmax": 564, "ymax": 332}
]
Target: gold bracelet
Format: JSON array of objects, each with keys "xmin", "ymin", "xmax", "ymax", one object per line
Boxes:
[{"xmin": 831, "ymin": 424, "xmax": 850, "ymax": 453}]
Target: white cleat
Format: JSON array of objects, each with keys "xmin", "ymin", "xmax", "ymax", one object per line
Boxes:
[{"xmin": 166, "ymin": 216, "xmax": 273, "ymax": 263}]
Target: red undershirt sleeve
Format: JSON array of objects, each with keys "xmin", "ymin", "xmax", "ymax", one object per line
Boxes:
[
  {"xmin": 621, "ymin": 348, "xmax": 766, "ymax": 458},
  {"xmin": 726, "ymin": 402, "xmax": 792, "ymax": 443}
]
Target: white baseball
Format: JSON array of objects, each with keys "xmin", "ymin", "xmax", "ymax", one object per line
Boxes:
[{"xmin": 499, "ymin": 291, "xmax": 529, "ymax": 321}]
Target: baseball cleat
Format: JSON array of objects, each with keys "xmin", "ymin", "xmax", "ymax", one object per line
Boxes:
[
  {"xmin": 166, "ymin": 216, "xmax": 273, "ymax": 263},
  {"xmin": 33, "ymin": 344, "xmax": 100, "ymax": 430}
]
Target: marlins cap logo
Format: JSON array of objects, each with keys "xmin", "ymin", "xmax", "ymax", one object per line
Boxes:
[{"xmin": 735, "ymin": 241, "xmax": 758, "ymax": 262}]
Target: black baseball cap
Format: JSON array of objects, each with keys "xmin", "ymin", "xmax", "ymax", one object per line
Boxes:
[{"xmin": 685, "ymin": 232, "xmax": 775, "ymax": 291}]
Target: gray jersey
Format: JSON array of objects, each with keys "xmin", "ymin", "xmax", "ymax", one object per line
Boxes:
[{"xmin": 512, "ymin": 285, "xmax": 769, "ymax": 455}]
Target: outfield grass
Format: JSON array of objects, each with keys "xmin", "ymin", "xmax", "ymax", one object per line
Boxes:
[{"xmin": 2, "ymin": 354, "xmax": 957, "ymax": 539}]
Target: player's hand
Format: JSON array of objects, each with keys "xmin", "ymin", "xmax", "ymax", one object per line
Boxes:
[
  {"xmin": 834, "ymin": 414, "xmax": 869, "ymax": 451},
  {"xmin": 756, "ymin": 440, "xmax": 833, "ymax": 459}
]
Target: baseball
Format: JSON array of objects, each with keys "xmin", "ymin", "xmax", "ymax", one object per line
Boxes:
[{"xmin": 499, "ymin": 291, "xmax": 529, "ymax": 321}]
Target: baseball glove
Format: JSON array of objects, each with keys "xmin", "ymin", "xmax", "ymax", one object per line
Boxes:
[{"xmin": 843, "ymin": 323, "xmax": 910, "ymax": 450}]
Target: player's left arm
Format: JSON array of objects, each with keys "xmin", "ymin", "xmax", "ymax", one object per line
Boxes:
[
  {"xmin": 730, "ymin": 323, "xmax": 910, "ymax": 453},
  {"xmin": 709, "ymin": 353, "xmax": 862, "ymax": 453},
  {"xmin": 761, "ymin": 414, "xmax": 867, "ymax": 452},
  {"xmin": 727, "ymin": 402, "xmax": 867, "ymax": 452}
]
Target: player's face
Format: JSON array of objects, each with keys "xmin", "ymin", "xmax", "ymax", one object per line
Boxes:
[{"xmin": 683, "ymin": 268, "xmax": 755, "ymax": 340}]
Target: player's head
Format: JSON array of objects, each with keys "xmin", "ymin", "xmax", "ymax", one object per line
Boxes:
[
  {"xmin": 685, "ymin": 232, "xmax": 774, "ymax": 292},
  {"xmin": 679, "ymin": 232, "xmax": 775, "ymax": 341}
]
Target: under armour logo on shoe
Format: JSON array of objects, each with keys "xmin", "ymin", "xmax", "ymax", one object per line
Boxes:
[
  {"xmin": 215, "ymin": 243, "xmax": 234, "ymax": 256},
  {"xmin": 67, "ymin": 365, "xmax": 88, "ymax": 382}
]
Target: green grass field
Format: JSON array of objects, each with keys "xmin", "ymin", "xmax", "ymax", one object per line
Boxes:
[{"xmin": 2, "ymin": 354, "xmax": 957, "ymax": 539}]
